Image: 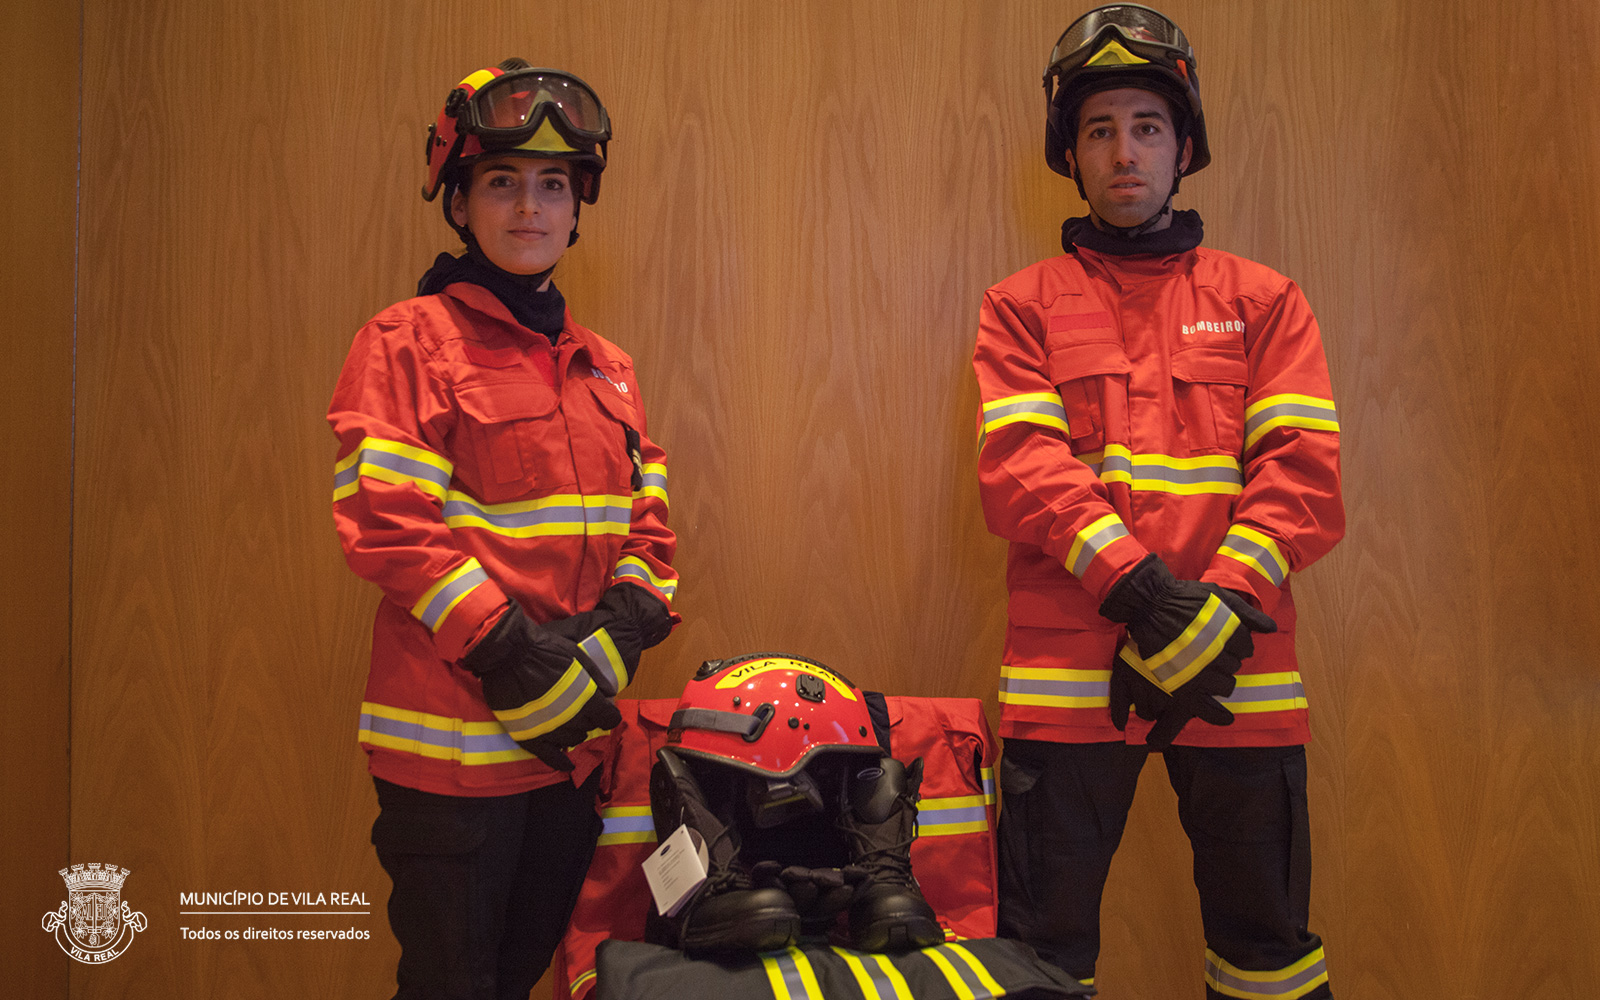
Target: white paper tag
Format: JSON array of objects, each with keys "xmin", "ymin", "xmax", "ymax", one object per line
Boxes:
[{"xmin": 641, "ymin": 823, "xmax": 710, "ymax": 917}]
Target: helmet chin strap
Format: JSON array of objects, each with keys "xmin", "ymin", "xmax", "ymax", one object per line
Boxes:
[
  {"xmin": 1091, "ymin": 199, "xmax": 1173, "ymax": 238},
  {"xmin": 1073, "ymin": 145, "xmax": 1186, "ymax": 240}
]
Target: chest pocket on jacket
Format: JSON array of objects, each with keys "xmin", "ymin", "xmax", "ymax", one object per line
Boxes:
[
  {"xmin": 1045, "ymin": 337, "xmax": 1132, "ymax": 454},
  {"xmin": 577, "ymin": 376, "xmax": 642, "ymax": 496},
  {"xmin": 1171, "ymin": 343, "xmax": 1248, "ymax": 454},
  {"xmin": 454, "ymin": 379, "xmax": 561, "ymax": 503}
]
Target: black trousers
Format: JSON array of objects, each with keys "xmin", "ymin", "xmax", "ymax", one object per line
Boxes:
[
  {"xmin": 372, "ymin": 776, "xmax": 602, "ymax": 1000},
  {"xmin": 996, "ymin": 740, "xmax": 1331, "ymax": 999}
]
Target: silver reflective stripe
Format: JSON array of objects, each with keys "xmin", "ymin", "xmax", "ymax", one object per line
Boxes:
[
  {"xmin": 1222, "ymin": 679, "xmax": 1306, "ymax": 706},
  {"xmin": 1223, "ymin": 530, "xmax": 1287, "ymax": 585},
  {"xmin": 615, "ymin": 561, "xmax": 677, "ymax": 599},
  {"xmin": 916, "ymin": 804, "xmax": 987, "ymax": 826},
  {"xmin": 1206, "ymin": 952, "xmax": 1328, "ymax": 998},
  {"xmin": 1245, "ymin": 401, "xmax": 1337, "ymax": 440},
  {"xmin": 442, "ymin": 497, "xmax": 630, "ymax": 530},
  {"xmin": 1133, "ymin": 460, "xmax": 1242, "ymax": 488},
  {"xmin": 983, "ymin": 397, "xmax": 1068, "ymax": 425},
  {"xmin": 1000, "ymin": 675, "xmax": 1108, "ymax": 699},
  {"xmin": 359, "ymin": 447, "xmax": 452, "ymax": 491},
  {"xmin": 1070, "ymin": 519, "xmax": 1129, "ymax": 577},
  {"xmin": 600, "ymin": 812, "xmax": 655, "ymax": 838},
  {"xmin": 497, "ymin": 665, "xmax": 591, "ymax": 740},
  {"xmin": 928, "ymin": 945, "xmax": 999, "ymax": 999},
  {"xmin": 1147, "ymin": 601, "xmax": 1234, "ymax": 685},
  {"xmin": 359, "ymin": 710, "xmax": 519, "ymax": 755},
  {"xmin": 858, "ymin": 955, "xmax": 908, "ymax": 1000},
  {"xmin": 417, "ymin": 567, "xmax": 488, "ymax": 631},
  {"xmin": 578, "ymin": 628, "xmax": 627, "ymax": 694},
  {"xmin": 765, "ymin": 950, "xmax": 822, "ymax": 1000}
]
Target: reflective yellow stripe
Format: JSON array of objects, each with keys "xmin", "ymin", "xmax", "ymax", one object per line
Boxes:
[
  {"xmin": 1126, "ymin": 594, "xmax": 1241, "ymax": 692},
  {"xmin": 832, "ymin": 947, "xmax": 915, "ymax": 1000},
  {"xmin": 635, "ymin": 462, "xmax": 669, "ymax": 506},
  {"xmin": 410, "ymin": 560, "xmax": 489, "ymax": 633},
  {"xmin": 1244, "ymin": 393, "xmax": 1339, "ymax": 450},
  {"xmin": 597, "ymin": 805, "xmax": 657, "ymax": 846},
  {"xmin": 1079, "ymin": 444, "xmax": 1243, "ymax": 496},
  {"xmin": 1218, "ymin": 524, "xmax": 1289, "ymax": 587},
  {"xmin": 916, "ymin": 795, "xmax": 990, "ymax": 837},
  {"xmin": 944, "ymin": 943, "xmax": 1006, "ymax": 997},
  {"xmin": 333, "ymin": 436, "xmax": 454, "ymax": 503},
  {"xmin": 1205, "ymin": 945, "xmax": 1329, "ymax": 999},
  {"xmin": 613, "ymin": 555, "xmax": 679, "ymax": 601},
  {"xmin": 981, "ymin": 391, "xmax": 1070, "ymax": 432},
  {"xmin": 1065, "ymin": 513, "xmax": 1129, "ymax": 578},
  {"xmin": 493, "ymin": 660, "xmax": 596, "ymax": 740},
  {"xmin": 1223, "ymin": 671, "xmax": 1309, "ymax": 713},
  {"xmin": 359, "ymin": 701, "xmax": 527, "ymax": 764},
  {"xmin": 761, "ymin": 947, "xmax": 825, "ymax": 1000},
  {"xmin": 999, "ymin": 664, "xmax": 1110, "ymax": 708},
  {"xmin": 443, "ymin": 491, "xmax": 633, "ymax": 537},
  {"xmin": 923, "ymin": 946, "xmax": 979, "ymax": 1000},
  {"xmin": 567, "ymin": 968, "xmax": 596, "ymax": 997}
]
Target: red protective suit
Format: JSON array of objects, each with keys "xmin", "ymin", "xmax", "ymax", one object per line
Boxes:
[
  {"xmin": 329, "ymin": 282, "xmax": 678, "ymax": 796},
  {"xmin": 973, "ymin": 243, "xmax": 1343, "ymax": 747},
  {"xmin": 555, "ymin": 696, "xmax": 1000, "ymax": 1000}
]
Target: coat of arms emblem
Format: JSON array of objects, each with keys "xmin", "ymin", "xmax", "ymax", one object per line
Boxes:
[{"xmin": 41, "ymin": 863, "xmax": 147, "ymax": 963}]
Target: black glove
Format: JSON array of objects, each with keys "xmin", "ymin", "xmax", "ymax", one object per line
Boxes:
[
  {"xmin": 1107, "ymin": 650, "xmax": 1168, "ymax": 732},
  {"xmin": 461, "ymin": 603, "xmax": 623, "ymax": 772},
  {"xmin": 1113, "ymin": 644, "xmax": 1239, "ymax": 748},
  {"xmin": 1099, "ymin": 554, "xmax": 1277, "ymax": 695},
  {"xmin": 560, "ymin": 583, "xmax": 673, "ymax": 697}
]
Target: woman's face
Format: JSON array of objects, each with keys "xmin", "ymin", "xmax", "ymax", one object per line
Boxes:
[{"xmin": 450, "ymin": 156, "xmax": 577, "ymax": 278}]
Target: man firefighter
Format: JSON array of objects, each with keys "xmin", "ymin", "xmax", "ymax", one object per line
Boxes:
[
  {"xmin": 972, "ymin": 6, "xmax": 1344, "ymax": 999},
  {"xmin": 329, "ymin": 60, "xmax": 677, "ymax": 999}
]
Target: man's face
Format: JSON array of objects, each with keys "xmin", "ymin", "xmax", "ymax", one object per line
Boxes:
[
  {"xmin": 1065, "ymin": 87, "xmax": 1193, "ymax": 231},
  {"xmin": 450, "ymin": 156, "xmax": 577, "ymax": 277}
]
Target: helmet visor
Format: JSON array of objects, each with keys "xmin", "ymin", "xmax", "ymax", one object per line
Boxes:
[
  {"xmin": 471, "ymin": 70, "xmax": 610, "ymax": 142},
  {"xmin": 1050, "ymin": 5, "xmax": 1189, "ymax": 67}
]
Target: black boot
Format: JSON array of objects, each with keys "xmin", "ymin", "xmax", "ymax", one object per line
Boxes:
[
  {"xmin": 648, "ymin": 748, "xmax": 801, "ymax": 954},
  {"xmin": 837, "ymin": 756, "xmax": 944, "ymax": 952}
]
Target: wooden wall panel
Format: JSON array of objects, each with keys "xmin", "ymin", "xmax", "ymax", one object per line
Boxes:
[
  {"xmin": 69, "ymin": 0, "xmax": 1600, "ymax": 998},
  {"xmin": 1, "ymin": 2, "xmax": 77, "ymax": 997}
]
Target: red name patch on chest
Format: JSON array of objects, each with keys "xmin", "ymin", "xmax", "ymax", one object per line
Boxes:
[{"xmin": 1048, "ymin": 311, "xmax": 1114, "ymax": 333}]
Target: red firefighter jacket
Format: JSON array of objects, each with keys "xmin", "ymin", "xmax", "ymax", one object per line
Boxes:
[
  {"xmin": 555, "ymin": 696, "xmax": 999, "ymax": 1000},
  {"xmin": 973, "ymin": 245, "xmax": 1343, "ymax": 747},
  {"xmin": 329, "ymin": 282, "xmax": 679, "ymax": 796}
]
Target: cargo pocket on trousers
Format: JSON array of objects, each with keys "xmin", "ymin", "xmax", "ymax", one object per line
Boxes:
[
  {"xmin": 371, "ymin": 797, "xmax": 489, "ymax": 869},
  {"xmin": 1179, "ymin": 748, "xmax": 1297, "ymax": 845}
]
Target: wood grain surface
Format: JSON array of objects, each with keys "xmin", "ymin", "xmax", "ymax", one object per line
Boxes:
[
  {"xmin": 2, "ymin": 1, "xmax": 77, "ymax": 996},
  {"xmin": 31, "ymin": 0, "xmax": 1600, "ymax": 997}
]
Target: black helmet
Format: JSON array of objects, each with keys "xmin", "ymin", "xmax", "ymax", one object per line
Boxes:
[{"xmin": 1043, "ymin": 4, "xmax": 1210, "ymax": 180}]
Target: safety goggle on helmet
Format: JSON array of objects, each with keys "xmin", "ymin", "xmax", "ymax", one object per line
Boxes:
[
  {"xmin": 1043, "ymin": 4, "xmax": 1210, "ymax": 178},
  {"xmin": 423, "ymin": 60, "xmax": 611, "ymax": 204},
  {"xmin": 666, "ymin": 653, "xmax": 884, "ymax": 781}
]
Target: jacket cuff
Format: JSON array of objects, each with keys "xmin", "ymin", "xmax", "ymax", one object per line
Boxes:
[{"xmin": 433, "ymin": 580, "xmax": 511, "ymax": 662}]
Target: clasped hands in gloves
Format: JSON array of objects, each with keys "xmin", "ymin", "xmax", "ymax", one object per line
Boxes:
[
  {"xmin": 461, "ymin": 584, "xmax": 672, "ymax": 771},
  {"xmin": 1099, "ymin": 554, "xmax": 1277, "ymax": 748}
]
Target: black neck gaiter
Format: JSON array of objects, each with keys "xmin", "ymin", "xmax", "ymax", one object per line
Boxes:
[
  {"xmin": 416, "ymin": 248, "xmax": 567, "ymax": 344},
  {"xmin": 1062, "ymin": 209, "xmax": 1204, "ymax": 257}
]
